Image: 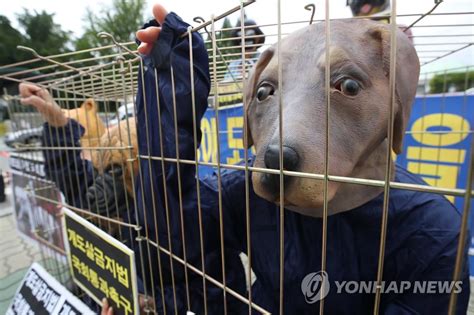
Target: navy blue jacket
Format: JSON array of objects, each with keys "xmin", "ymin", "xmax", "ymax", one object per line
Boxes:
[{"xmin": 44, "ymin": 12, "xmax": 469, "ymax": 315}]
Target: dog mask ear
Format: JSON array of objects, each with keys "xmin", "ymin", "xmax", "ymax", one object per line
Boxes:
[
  {"xmin": 83, "ymin": 98, "xmax": 98, "ymax": 111},
  {"xmin": 369, "ymin": 26, "xmax": 420, "ymax": 154},
  {"xmin": 244, "ymin": 47, "xmax": 275, "ymax": 148}
]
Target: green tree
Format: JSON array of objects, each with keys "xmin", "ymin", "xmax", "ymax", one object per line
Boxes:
[
  {"xmin": 0, "ymin": 16, "xmax": 27, "ymax": 65},
  {"xmin": 71, "ymin": 30, "xmax": 97, "ymax": 67},
  {"xmin": 78, "ymin": 0, "xmax": 146, "ymax": 56},
  {"xmin": 429, "ymin": 71, "xmax": 474, "ymax": 94},
  {"xmin": 1, "ymin": 11, "xmax": 71, "ymax": 95},
  {"xmin": 17, "ymin": 10, "xmax": 71, "ymax": 57}
]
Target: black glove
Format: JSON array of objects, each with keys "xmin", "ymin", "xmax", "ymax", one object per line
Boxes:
[{"xmin": 86, "ymin": 165, "xmax": 128, "ymax": 218}]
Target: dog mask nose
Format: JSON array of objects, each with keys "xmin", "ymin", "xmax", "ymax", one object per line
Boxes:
[{"xmin": 264, "ymin": 145, "xmax": 299, "ymax": 171}]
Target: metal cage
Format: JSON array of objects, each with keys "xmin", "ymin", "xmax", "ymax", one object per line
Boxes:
[{"xmin": 0, "ymin": 0, "xmax": 473, "ymax": 314}]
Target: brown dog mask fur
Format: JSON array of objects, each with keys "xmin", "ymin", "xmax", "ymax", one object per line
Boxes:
[
  {"xmin": 72, "ymin": 105, "xmax": 137, "ymax": 235},
  {"xmin": 62, "ymin": 98, "xmax": 106, "ymax": 149},
  {"xmin": 64, "ymin": 99, "xmax": 138, "ymax": 196},
  {"xmin": 245, "ymin": 19, "xmax": 420, "ymax": 217},
  {"xmin": 91, "ymin": 118, "xmax": 138, "ymax": 196}
]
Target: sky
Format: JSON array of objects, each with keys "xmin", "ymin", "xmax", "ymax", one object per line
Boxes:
[{"xmin": 2, "ymin": 0, "xmax": 473, "ymax": 74}]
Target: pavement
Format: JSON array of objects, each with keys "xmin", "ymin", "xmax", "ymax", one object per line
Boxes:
[
  {"xmin": 0, "ymin": 187, "xmax": 68, "ymax": 314},
  {"xmin": 0, "ymin": 187, "xmax": 40, "ymax": 313},
  {"xmin": 0, "ymin": 216, "xmax": 42, "ymax": 313}
]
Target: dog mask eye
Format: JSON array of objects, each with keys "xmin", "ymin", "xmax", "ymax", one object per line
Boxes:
[
  {"xmin": 256, "ymin": 84, "xmax": 275, "ymax": 102},
  {"xmin": 336, "ymin": 78, "xmax": 360, "ymax": 96}
]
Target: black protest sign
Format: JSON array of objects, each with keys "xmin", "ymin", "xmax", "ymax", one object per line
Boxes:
[
  {"xmin": 63, "ymin": 208, "xmax": 138, "ymax": 315},
  {"xmin": 7, "ymin": 262, "xmax": 92, "ymax": 315}
]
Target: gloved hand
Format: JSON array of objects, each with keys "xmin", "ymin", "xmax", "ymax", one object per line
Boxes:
[{"xmin": 86, "ymin": 164, "xmax": 128, "ymax": 218}]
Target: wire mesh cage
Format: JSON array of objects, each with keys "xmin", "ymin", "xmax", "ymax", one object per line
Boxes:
[{"xmin": 0, "ymin": 0, "xmax": 473, "ymax": 314}]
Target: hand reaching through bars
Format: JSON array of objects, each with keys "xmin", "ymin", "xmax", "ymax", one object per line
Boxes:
[
  {"xmin": 136, "ymin": 4, "xmax": 168, "ymax": 55},
  {"xmin": 101, "ymin": 295, "xmax": 155, "ymax": 315},
  {"xmin": 101, "ymin": 298, "xmax": 113, "ymax": 315},
  {"xmin": 19, "ymin": 82, "xmax": 68, "ymax": 127}
]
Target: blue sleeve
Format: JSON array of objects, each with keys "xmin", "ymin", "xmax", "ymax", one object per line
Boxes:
[
  {"xmin": 383, "ymin": 229, "xmax": 470, "ymax": 314},
  {"xmin": 135, "ymin": 13, "xmax": 246, "ymax": 314},
  {"xmin": 382, "ymin": 204, "xmax": 470, "ymax": 315},
  {"xmin": 42, "ymin": 119, "xmax": 94, "ymax": 210}
]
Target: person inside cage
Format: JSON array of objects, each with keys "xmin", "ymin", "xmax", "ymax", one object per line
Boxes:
[{"xmin": 20, "ymin": 3, "xmax": 469, "ymax": 314}]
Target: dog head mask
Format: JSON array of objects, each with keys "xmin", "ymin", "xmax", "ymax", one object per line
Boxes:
[
  {"xmin": 245, "ymin": 19, "xmax": 420, "ymax": 217},
  {"xmin": 91, "ymin": 118, "xmax": 139, "ymax": 197},
  {"xmin": 62, "ymin": 98, "xmax": 106, "ymax": 148}
]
